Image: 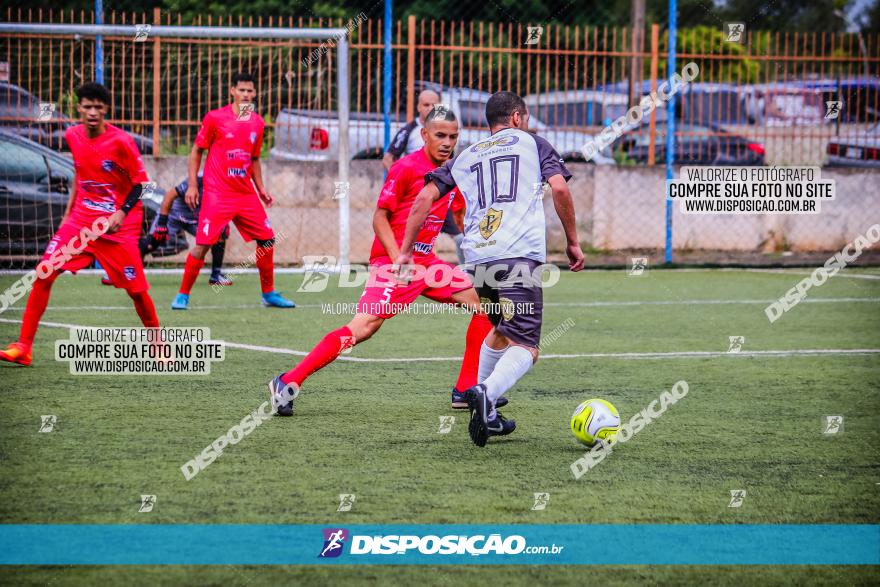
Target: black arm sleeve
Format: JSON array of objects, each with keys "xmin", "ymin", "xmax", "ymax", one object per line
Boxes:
[
  {"xmin": 424, "ymin": 159, "xmax": 457, "ymax": 198},
  {"xmin": 120, "ymin": 183, "xmax": 144, "ymax": 214},
  {"xmin": 385, "ymin": 121, "xmax": 417, "ymax": 158},
  {"xmin": 534, "ymin": 134, "xmax": 573, "ymax": 182}
]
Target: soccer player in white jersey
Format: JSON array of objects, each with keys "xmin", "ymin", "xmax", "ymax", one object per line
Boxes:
[{"xmin": 396, "ymin": 91, "xmax": 585, "ymax": 446}]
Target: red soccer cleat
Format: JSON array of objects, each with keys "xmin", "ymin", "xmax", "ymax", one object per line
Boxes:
[{"xmin": 0, "ymin": 342, "xmax": 32, "ymax": 366}]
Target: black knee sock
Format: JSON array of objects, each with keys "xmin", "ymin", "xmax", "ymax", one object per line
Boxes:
[{"xmin": 210, "ymin": 240, "xmax": 226, "ymax": 276}]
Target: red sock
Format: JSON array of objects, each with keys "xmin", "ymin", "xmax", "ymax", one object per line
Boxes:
[
  {"xmin": 255, "ymin": 245, "xmax": 274, "ymax": 294},
  {"xmin": 179, "ymin": 254, "xmax": 205, "ymax": 295},
  {"xmin": 280, "ymin": 326, "xmax": 354, "ymax": 387},
  {"xmin": 130, "ymin": 291, "xmax": 160, "ymax": 328},
  {"xmin": 19, "ymin": 272, "xmax": 59, "ymax": 349},
  {"xmin": 455, "ymin": 313, "xmax": 492, "ymax": 391}
]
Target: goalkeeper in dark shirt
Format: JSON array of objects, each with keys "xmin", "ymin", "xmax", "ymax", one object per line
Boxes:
[{"xmin": 142, "ymin": 176, "xmax": 231, "ymax": 286}]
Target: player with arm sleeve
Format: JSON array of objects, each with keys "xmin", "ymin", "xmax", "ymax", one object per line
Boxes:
[
  {"xmin": 267, "ymin": 106, "xmax": 503, "ymax": 416},
  {"xmin": 0, "ymin": 82, "xmax": 160, "ymax": 366},
  {"xmin": 170, "ymin": 71, "xmax": 293, "ymax": 310},
  {"xmin": 144, "ymin": 176, "xmax": 232, "ymax": 286},
  {"xmin": 396, "ymin": 91, "xmax": 585, "ymax": 446}
]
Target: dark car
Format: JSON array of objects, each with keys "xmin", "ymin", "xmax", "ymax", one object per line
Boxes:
[
  {"xmin": 0, "ymin": 130, "xmax": 160, "ymax": 258},
  {"xmin": 619, "ymin": 121, "xmax": 765, "ymax": 165},
  {"xmin": 0, "ymin": 82, "xmax": 155, "ymax": 154},
  {"xmin": 826, "ymin": 123, "xmax": 880, "ymax": 168}
]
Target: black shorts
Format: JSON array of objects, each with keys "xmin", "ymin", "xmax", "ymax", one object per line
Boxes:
[{"xmin": 473, "ymin": 257, "xmax": 544, "ymax": 348}]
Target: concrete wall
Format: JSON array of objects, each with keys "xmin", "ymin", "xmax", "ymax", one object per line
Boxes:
[{"xmin": 143, "ymin": 156, "xmax": 880, "ymax": 264}]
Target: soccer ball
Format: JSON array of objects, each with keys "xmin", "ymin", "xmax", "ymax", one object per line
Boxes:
[{"xmin": 570, "ymin": 399, "xmax": 620, "ymax": 447}]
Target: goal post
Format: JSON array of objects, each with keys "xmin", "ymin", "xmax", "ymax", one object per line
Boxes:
[{"xmin": 0, "ymin": 22, "xmax": 352, "ymax": 266}]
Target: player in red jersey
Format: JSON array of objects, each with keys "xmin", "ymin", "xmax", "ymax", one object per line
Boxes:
[
  {"xmin": 268, "ymin": 106, "xmax": 501, "ymax": 415},
  {"xmin": 0, "ymin": 83, "xmax": 159, "ymax": 366},
  {"xmin": 171, "ymin": 72, "xmax": 294, "ymax": 310}
]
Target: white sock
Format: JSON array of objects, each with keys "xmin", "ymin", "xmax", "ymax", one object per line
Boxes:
[
  {"xmin": 483, "ymin": 346, "xmax": 533, "ymax": 417},
  {"xmin": 453, "ymin": 233, "xmax": 465, "ymax": 265},
  {"xmin": 478, "ymin": 342, "xmax": 508, "ymax": 384}
]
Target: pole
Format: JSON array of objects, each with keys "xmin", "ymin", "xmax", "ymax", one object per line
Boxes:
[
  {"xmin": 338, "ymin": 33, "xmax": 351, "ymax": 267},
  {"xmin": 629, "ymin": 0, "xmax": 645, "ymax": 108},
  {"xmin": 95, "ymin": 0, "xmax": 103, "ymax": 83},
  {"xmin": 383, "ymin": 0, "xmax": 392, "ymax": 153},
  {"xmin": 664, "ymin": 0, "xmax": 676, "ymax": 264}
]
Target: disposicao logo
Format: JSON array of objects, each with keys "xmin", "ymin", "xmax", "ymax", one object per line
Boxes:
[{"xmin": 319, "ymin": 528, "xmax": 349, "ymax": 558}]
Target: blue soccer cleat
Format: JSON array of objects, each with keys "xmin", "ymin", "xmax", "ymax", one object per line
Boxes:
[
  {"xmin": 261, "ymin": 291, "xmax": 296, "ymax": 308},
  {"xmin": 268, "ymin": 375, "xmax": 299, "ymax": 417},
  {"xmin": 452, "ymin": 386, "xmax": 507, "ymax": 410},
  {"xmin": 466, "ymin": 384, "xmax": 515, "ymax": 447},
  {"xmin": 171, "ymin": 293, "xmax": 189, "ymax": 310}
]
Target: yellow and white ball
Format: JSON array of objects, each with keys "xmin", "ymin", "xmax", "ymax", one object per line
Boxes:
[{"xmin": 570, "ymin": 399, "xmax": 620, "ymax": 447}]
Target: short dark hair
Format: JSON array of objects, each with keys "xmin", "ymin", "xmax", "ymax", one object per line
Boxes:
[
  {"xmin": 75, "ymin": 82, "xmax": 111, "ymax": 105},
  {"xmin": 485, "ymin": 91, "xmax": 527, "ymax": 127},
  {"xmin": 231, "ymin": 72, "xmax": 256, "ymax": 86},
  {"xmin": 425, "ymin": 104, "xmax": 457, "ymax": 124}
]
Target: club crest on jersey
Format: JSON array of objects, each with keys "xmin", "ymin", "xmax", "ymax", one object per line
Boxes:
[
  {"xmin": 123, "ymin": 266, "xmax": 136, "ymax": 280},
  {"xmin": 470, "ymin": 135, "xmax": 519, "ymax": 153},
  {"xmin": 250, "ymin": 132, "xmax": 257, "ymax": 144},
  {"xmin": 499, "ymin": 296, "xmax": 515, "ymax": 321},
  {"xmin": 101, "ymin": 159, "xmax": 117, "ymax": 172},
  {"xmin": 479, "ymin": 208, "xmax": 503, "ymax": 239}
]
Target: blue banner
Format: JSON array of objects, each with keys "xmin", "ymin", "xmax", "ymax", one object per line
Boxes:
[{"xmin": 0, "ymin": 525, "xmax": 877, "ymax": 565}]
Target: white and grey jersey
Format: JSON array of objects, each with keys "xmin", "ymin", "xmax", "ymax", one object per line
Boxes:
[{"xmin": 425, "ymin": 128, "xmax": 571, "ymax": 264}]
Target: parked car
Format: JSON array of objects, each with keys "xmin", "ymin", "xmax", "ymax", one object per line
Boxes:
[
  {"xmin": 801, "ymin": 78, "xmax": 880, "ymax": 123},
  {"xmin": 742, "ymin": 82, "xmax": 826, "ymax": 127},
  {"xmin": 595, "ymin": 81, "xmax": 753, "ymax": 125},
  {"xmin": 525, "ymin": 90, "xmax": 631, "ymax": 128},
  {"xmin": 0, "ymin": 130, "xmax": 161, "ymax": 258},
  {"xmin": 826, "ymin": 123, "xmax": 880, "ymax": 167},
  {"xmin": 0, "ymin": 82, "xmax": 155, "ymax": 154},
  {"xmin": 618, "ymin": 121, "xmax": 765, "ymax": 165},
  {"xmin": 271, "ymin": 83, "xmax": 614, "ymax": 164}
]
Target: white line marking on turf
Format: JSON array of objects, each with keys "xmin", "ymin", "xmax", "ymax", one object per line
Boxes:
[
  {"xmin": 3, "ymin": 266, "xmax": 880, "ymax": 277},
  {"xmin": 1, "ymin": 297, "xmax": 877, "ymax": 311},
  {"xmin": 545, "ymin": 297, "xmax": 880, "ymax": 307},
  {"xmin": 1, "ymin": 317, "xmax": 877, "ymax": 362},
  {"xmin": 744, "ymin": 269, "xmax": 880, "ymax": 280}
]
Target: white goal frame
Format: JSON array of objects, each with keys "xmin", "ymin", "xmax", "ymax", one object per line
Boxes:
[{"xmin": 0, "ymin": 23, "xmax": 352, "ymax": 265}]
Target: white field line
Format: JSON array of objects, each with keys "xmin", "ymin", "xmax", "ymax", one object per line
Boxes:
[
  {"xmin": 744, "ymin": 268, "xmax": 880, "ymax": 280},
  {"xmin": 1, "ymin": 266, "xmax": 879, "ymax": 277},
  {"xmin": 1, "ymin": 317, "xmax": 877, "ymax": 363},
  {"xmin": 0, "ymin": 297, "xmax": 877, "ymax": 312}
]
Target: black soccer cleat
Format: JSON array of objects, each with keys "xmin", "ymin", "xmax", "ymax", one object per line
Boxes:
[
  {"xmin": 452, "ymin": 386, "xmax": 507, "ymax": 410},
  {"xmin": 486, "ymin": 411, "xmax": 516, "ymax": 440},
  {"xmin": 466, "ymin": 384, "xmax": 487, "ymax": 446},
  {"xmin": 466, "ymin": 384, "xmax": 515, "ymax": 447},
  {"xmin": 268, "ymin": 375, "xmax": 298, "ymax": 417}
]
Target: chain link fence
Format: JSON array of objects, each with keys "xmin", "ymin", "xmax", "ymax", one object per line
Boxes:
[{"xmin": 1, "ymin": 7, "xmax": 878, "ymax": 268}]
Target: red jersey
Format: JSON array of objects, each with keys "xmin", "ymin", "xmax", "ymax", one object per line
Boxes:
[
  {"xmin": 65, "ymin": 123, "xmax": 148, "ymax": 243},
  {"xmin": 370, "ymin": 148, "xmax": 464, "ymax": 262},
  {"xmin": 194, "ymin": 104, "xmax": 265, "ymax": 200}
]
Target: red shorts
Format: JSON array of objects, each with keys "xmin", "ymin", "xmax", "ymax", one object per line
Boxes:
[
  {"xmin": 196, "ymin": 193, "xmax": 274, "ymax": 246},
  {"xmin": 356, "ymin": 255, "xmax": 472, "ymax": 319},
  {"xmin": 41, "ymin": 221, "xmax": 149, "ymax": 293}
]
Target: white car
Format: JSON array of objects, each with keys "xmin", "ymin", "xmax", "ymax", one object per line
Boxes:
[{"xmin": 271, "ymin": 84, "xmax": 614, "ymax": 164}]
